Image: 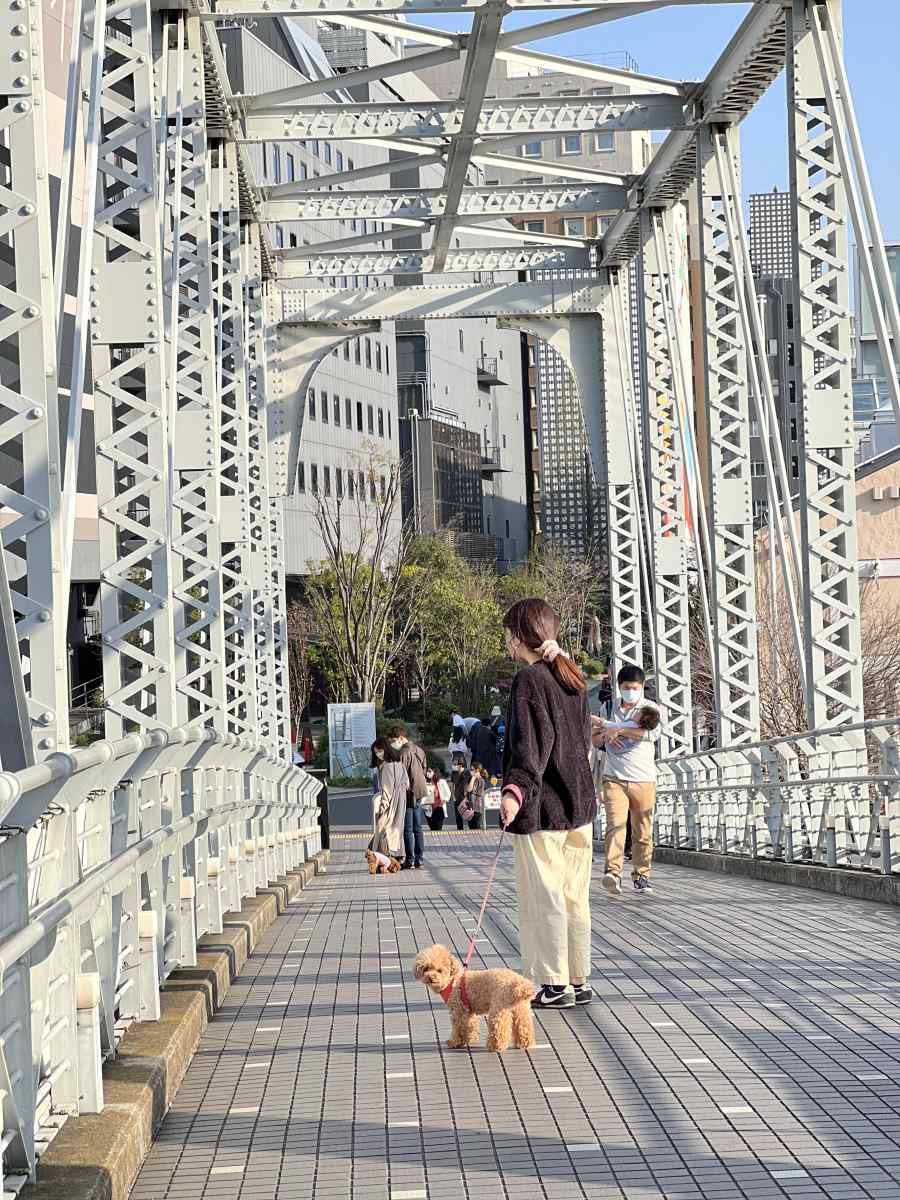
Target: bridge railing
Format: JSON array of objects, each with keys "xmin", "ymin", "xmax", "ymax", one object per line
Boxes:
[
  {"xmin": 0, "ymin": 729, "xmax": 321, "ymax": 1190},
  {"xmin": 650, "ymin": 719, "xmax": 900, "ymax": 874}
]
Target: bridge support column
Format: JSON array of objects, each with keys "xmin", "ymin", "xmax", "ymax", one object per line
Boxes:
[
  {"xmin": 696, "ymin": 126, "xmax": 760, "ymax": 746},
  {"xmin": 639, "ymin": 210, "xmax": 694, "ymax": 754},
  {"xmin": 159, "ymin": 13, "xmax": 227, "ymax": 731},
  {"xmin": 787, "ymin": 0, "xmax": 863, "ymax": 728}
]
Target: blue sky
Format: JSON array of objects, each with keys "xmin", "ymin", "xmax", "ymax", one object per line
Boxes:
[{"xmin": 424, "ymin": 1, "xmax": 899, "ymax": 239}]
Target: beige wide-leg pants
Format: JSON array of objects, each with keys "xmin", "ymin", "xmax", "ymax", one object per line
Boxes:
[{"xmin": 513, "ymin": 824, "xmax": 593, "ymax": 988}]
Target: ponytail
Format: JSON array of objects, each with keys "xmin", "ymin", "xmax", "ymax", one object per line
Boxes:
[
  {"xmin": 503, "ymin": 597, "xmax": 587, "ymax": 695},
  {"xmin": 551, "ymin": 654, "xmax": 587, "ymax": 696}
]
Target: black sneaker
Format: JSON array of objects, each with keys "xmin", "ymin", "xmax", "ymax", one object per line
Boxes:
[
  {"xmin": 531, "ymin": 985, "xmax": 575, "ymax": 1010},
  {"xmin": 414, "ymin": 863, "xmax": 423, "ymax": 870},
  {"xmin": 400, "ymin": 862, "xmax": 413, "ymax": 871},
  {"xmin": 573, "ymin": 984, "xmax": 594, "ymax": 1005}
]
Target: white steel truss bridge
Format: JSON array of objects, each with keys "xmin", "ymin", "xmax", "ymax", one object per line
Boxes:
[{"xmin": 0, "ymin": 0, "xmax": 899, "ymax": 1188}]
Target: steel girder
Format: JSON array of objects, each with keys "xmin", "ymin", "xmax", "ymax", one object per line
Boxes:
[
  {"xmin": 696, "ymin": 126, "xmax": 760, "ymax": 746},
  {"xmin": 213, "ymin": 143, "xmax": 257, "ymax": 738},
  {"xmin": 161, "ymin": 14, "xmax": 227, "ymax": 730},
  {"xmin": 639, "ymin": 209, "xmax": 693, "ymax": 755},
  {"xmin": 260, "ymin": 183, "xmax": 628, "ymax": 223},
  {"xmin": 93, "ymin": 0, "xmax": 179, "ymax": 737},
  {"xmin": 787, "ymin": 0, "xmax": 863, "ymax": 729},
  {"xmin": 240, "ymin": 93, "xmax": 685, "ymax": 143},
  {"xmin": 276, "ymin": 246, "xmax": 589, "ymax": 278},
  {"xmin": 276, "ymin": 280, "xmax": 606, "ymax": 324},
  {"xmin": 206, "ymin": 0, "xmax": 750, "ymax": 14},
  {"xmin": 0, "ymin": 0, "xmax": 67, "ymax": 764}
]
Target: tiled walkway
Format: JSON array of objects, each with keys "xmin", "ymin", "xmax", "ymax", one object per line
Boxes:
[{"xmin": 131, "ymin": 831, "xmax": 900, "ymax": 1200}]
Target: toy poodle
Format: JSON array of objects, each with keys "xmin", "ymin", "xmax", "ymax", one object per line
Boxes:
[
  {"xmin": 365, "ymin": 849, "xmax": 400, "ymax": 875},
  {"xmin": 413, "ymin": 943, "xmax": 535, "ymax": 1052}
]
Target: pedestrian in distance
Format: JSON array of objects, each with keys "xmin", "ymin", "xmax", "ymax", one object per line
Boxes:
[
  {"xmin": 368, "ymin": 737, "xmax": 405, "ymax": 866},
  {"xmin": 498, "ymin": 597, "xmax": 597, "ymax": 1010},
  {"xmin": 387, "ymin": 724, "xmax": 429, "ymax": 870},
  {"xmin": 451, "ymin": 757, "xmax": 469, "ymax": 829},
  {"xmin": 425, "ymin": 765, "xmax": 452, "ymax": 831},
  {"xmin": 459, "ymin": 761, "xmax": 486, "ymax": 830},
  {"xmin": 591, "ymin": 664, "xmax": 661, "ymax": 897}
]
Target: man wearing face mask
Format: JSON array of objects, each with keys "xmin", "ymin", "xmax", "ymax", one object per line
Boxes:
[
  {"xmin": 387, "ymin": 725, "xmax": 429, "ymax": 869},
  {"xmin": 591, "ymin": 664, "xmax": 661, "ymax": 896}
]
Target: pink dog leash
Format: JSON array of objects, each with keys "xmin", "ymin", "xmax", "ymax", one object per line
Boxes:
[{"xmin": 462, "ymin": 828, "xmax": 506, "ymax": 969}]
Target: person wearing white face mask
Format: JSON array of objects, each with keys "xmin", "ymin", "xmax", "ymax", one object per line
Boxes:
[{"xmin": 591, "ymin": 664, "xmax": 661, "ymax": 897}]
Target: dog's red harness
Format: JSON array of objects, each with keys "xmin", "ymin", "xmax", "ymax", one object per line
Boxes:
[{"xmin": 439, "ymin": 973, "xmax": 472, "ymax": 1013}]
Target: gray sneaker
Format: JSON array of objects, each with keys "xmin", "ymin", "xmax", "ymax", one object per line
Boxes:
[
  {"xmin": 633, "ymin": 876, "xmax": 654, "ymax": 896},
  {"xmin": 602, "ymin": 871, "xmax": 622, "ymax": 896}
]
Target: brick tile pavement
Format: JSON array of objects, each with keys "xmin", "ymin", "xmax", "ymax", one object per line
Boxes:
[{"xmin": 130, "ymin": 831, "xmax": 900, "ymax": 1200}]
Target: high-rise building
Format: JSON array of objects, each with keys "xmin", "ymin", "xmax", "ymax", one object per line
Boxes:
[
  {"xmin": 749, "ymin": 189, "xmax": 793, "ymax": 279},
  {"xmin": 853, "ymin": 241, "xmax": 900, "ymax": 462}
]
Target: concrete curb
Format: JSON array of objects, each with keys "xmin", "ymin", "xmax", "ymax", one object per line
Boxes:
[
  {"xmin": 654, "ymin": 845, "xmax": 900, "ymax": 904},
  {"xmin": 21, "ymin": 849, "xmax": 330, "ymax": 1200}
]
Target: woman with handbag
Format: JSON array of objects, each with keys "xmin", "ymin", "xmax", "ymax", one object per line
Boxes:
[{"xmin": 369, "ymin": 737, "xmax": 406, "ymax": 865}]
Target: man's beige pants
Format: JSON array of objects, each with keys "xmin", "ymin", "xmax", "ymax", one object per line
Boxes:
[
  {"xmin": 603, "ymin": 778, "xmax": 655, "ymax": 879},
  {"xmin": 513, "ymin": 825, "xmax": 592, "ymax": 988}
]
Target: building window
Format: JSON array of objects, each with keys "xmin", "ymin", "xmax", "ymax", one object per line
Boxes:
[
  {"xmin": 308, "ymin": 389, "xmax": 316, "ymax": 420},
  {"xmin": 333, "ymin": 395, "xmax": 340, "ymax": 425},
  {"xmin": 365, "ymin": 339, "xmax": 372, "ymax": 369},
  {"xmin": 324, "ymin": 465, "xmax": 331, "ymax": 496},
  {"xmin": 388, "ymin": 411, "xmax": 392, "ymax": 439},
  {"xmin": 595, "ymin": 132, "xmax": 614, "ymax": 153},
  {"xmin": 272, "ymin": 145, "xmax": 282, "ymax": 183},
  {"xmin": 297, "ymin": 462, "xmax": 305, "ymax": 492},
  {"xmin": 348, "ymin": 157, "xmax": 354, "ymax": 172},
  {"xmin": 459, "ymin": 329, "xmax": 464, "ymax": 353},
  {"xmin": 502, "ymin": 433, "xmax": 507, "ymax": 449},
  {"xmin": 345, "ymin": 397, "xmax": 352, "ymax": 427},
  {"xmin": 385, "ymin": 345, "xmax": 390, "ymax": 374},
  {"xmin": 378, "ymin": 408, "xmax": 384, "ymax": 437},
  {"xmin": 565, "ymin": 218, "xmax": 586, "ymax": 237},
  {"xmin": 336, "ymin": 149, "xmax": 343, "ymax": 171},
  {"xmin": 562, "ymin": 133, "xmax": 581, "ymax": 155},
  {"xmin": 356, "ymin": 401, "xmax": 363, "ymax": 432},
  {"xmin": 791, "ymin": 455, "xmax": 800, "ymax": 479},
  {"xmin": 367, "ymin": 404, "xmax": 374, "ymax": 434},
  {"xmin": 347, "ymin": 471, "xmax": 355, "ymax": 498},
  {"xmin": 311, "ymin": 464, "xmax": 318, "ymax": 494},
  {"xmin": 375, "ymin": 343, "xmax": 382, "ymax": 372},
  {"xmin": 275, "ymin": 226, "xmax": 284, "ymax": 248},
  {"xmin": 286, "ymin": 152, "xmax": 295, "ymax": 181},
  {"xmin": 358, "ymin": 470, "xmax": 365, "ymax": 498},
  {"xmin": 505, "ymin": 519, "xmax": 510, "ymax": 537},
  {"xmin": 343, "ymin": 341, "xmax": 350, "ymax": 361},
  {"xmin": 320, "ymin": 389, "xmax": 328, "ymax": 424},
  {"xmin": 369, "ymin": 475, "xmax": 377, "ymax": 501},
  {"xmin": 379, "ymin": 475, "xmax": 386, "ymax": 501},
  {"xmin": 336, "ymin": 467, "xmax": 343, "ymax": 497},
  {"xmin": 525, "ymin": 219, "xmax": 545, "ymax": 233},
  {"xmin": 354, "ymin": 339, "xmax": 361, "ymax": 366},
  {"xmin": 522, "ymin": 142, "xmax": 541, "ymax": 158}
]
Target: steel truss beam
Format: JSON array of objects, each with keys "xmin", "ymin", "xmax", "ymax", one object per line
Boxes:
[
  {"xmin": 261, "ymin": 183, "xmax": 627, "ymax": 224},
  {"xmin": 240, "ymin": 94, "xmax": 684, "ymax": 142},
  {"xmin": 787, "ymin": 0, "xmax": 862, "ymax": 728},
  {"xmin": 161, "ymin": 13, "xmax": 227, "ymax": 729},
  {"xmin": 639, "ymin": 209, "xmax": 693, "ymax": 755},
  {"xmin": 696, "ymin": 126, "xmax": 760, "ymax": 745},
  {"xmin": 601, "ymin": 0, "xmax": 788, "ymax": 266},
  {"xmin": 276, "ymin": 280, "xmax": 606, "ymax": 324},
  {"xmin": 206, "ymin": 0, "xmax": 749, "ymax": 15},
  {"xmin": 92, "ymin": 0, "xmax": 178, "ymax": 737},
  {"xmin": 276, "ymin": 246, "xmax": 588, "ymax": 278},
  {"xmin": 0, "ymin": 0, "xmax": 67, "ymax": 762},
  {"xmin": 213, "ymin": 142, "xmax": 257, "ymax": 738}
]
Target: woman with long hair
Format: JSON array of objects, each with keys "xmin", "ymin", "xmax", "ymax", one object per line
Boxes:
[
  {"xmin": 370, "ymin": 736, "xmax": 406, "ymax": 862},
  {"xmin": 499, "ymin": 598, "xmax": 596, "ymax": 1009}
]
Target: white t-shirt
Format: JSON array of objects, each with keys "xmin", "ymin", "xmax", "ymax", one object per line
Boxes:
[{"xmin": 602, "ymin": 698, "xmax": 661, "ymax": 784}]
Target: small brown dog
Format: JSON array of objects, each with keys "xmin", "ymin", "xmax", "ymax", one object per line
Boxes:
[
  {"xmin": 365, "ymin": 849, "xmax": 400, "ymax": 875},
  {"xmin": 413, "ymin": 944, "xmax": 535, "ymax": 1052}
]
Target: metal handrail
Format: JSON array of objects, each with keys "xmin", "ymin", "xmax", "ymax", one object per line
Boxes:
[{"xmin": 0, "ymin": 729, "xmax": 321, "ymax": 1182}]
